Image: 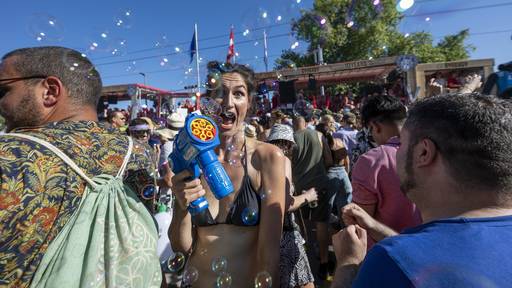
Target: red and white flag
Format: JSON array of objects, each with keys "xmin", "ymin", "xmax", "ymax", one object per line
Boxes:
[{"xmin": 226, "ymin": 27, "xmax": 235, "ymax": 63}]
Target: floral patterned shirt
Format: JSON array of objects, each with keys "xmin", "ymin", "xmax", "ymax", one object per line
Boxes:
[
  {"xmin": 350, "ymin": 128, "xmax": 377, "ymax": 171},
  {"xmin": 0, "ymin": 121, "xmax": 156, "ymax": 287}
]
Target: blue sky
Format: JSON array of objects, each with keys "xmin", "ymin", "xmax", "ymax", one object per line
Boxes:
[{"xmin": 1, "ymin": 0, "xmax": 511, "ymax": 92}]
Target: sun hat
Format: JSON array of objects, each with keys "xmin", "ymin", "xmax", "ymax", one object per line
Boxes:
[
  {"xmin": 155, "ymin": 128, "xmax": 177, "ymax": 140},
  {"xmin": 166, "ymin": 113, "xmax": 185, "ymax": 130},
  {"xmin": 267, "ymin": 124, "xmax": 295, "ymax": 144}
]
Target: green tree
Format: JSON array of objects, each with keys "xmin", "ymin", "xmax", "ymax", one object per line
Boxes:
[
  {"xmin": 274, "ymin": 50, "xmax": 315, "ymax": 70},
  {"xmin": 436, "ymin": 29, "xmax": 475, "ymax": 61},
  {"xmin": 275, "ymin": 0, "xmax": 474, "ymax": 68}
]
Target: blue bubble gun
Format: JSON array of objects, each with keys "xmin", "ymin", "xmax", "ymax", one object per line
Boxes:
[{"xmin": 169, "ymin": 112, "xmax": 234, "ymax": 215}]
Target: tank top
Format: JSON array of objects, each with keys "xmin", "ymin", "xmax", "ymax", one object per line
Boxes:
[{"xmin": 292, "ymin": 129, "xmax": 328, "ymax": 193}]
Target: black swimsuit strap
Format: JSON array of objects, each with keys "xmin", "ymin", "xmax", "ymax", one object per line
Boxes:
[{"xmin": 242, "ymin": 137, "xmax": 248, "ymax": 175}]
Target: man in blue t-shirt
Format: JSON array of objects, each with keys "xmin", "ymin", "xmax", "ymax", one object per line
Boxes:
[{"xmin": 331, "ymin": 93, "xmax": 512, "ymax": 288}]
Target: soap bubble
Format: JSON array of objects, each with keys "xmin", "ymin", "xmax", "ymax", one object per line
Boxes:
[
  {"xmin": 85, "ymin": 28, "xmax": 112, "ymax": 53},
  {"xmin": 61, "ymin": 50, "xmax": 98, "ymax": 79},
  {"xmin": 260, "ymin": 190, "xmax": 271, "ymax": 201},
  {"xmin": 256, "ymin": 8, "xmax": 271, "ymax": 28},
  {"xmin": 27, "ymin": 13, "xmax": 64, "ymax": 43},
  {"xmin": 279, "ymin": 59, "xmax": 297, "ymax": 70},
  {"xmin": 227, "ymin": 153, "xmax": 243, "ymax": 167},
  {"xmin": 167, "ymin": 252, "xmax": 186, "ymax": 273},
  {"xmin": 241, "ymin": 207, "xmax": 259, "ymax": 225},
  {"xmin": 113, "ymin": 9, "xmax": 133, "ymax": 29},
  {"xmin": 170, "ymin": 45, "xmax": 189, "ymax": 69},
  {"xmin": 239, "ymin": 7, "xmax": 272, "ymax": 39},
  {"xmin": 254, "ymin": 271, "xmax": 272, "ymax": 288},
  {"xmin": 126, "ymin": 61, "xmax": 137, "ymax": 73},
  {"xmin": 398, "ymin": 0, "xmax": 415, "ymax": 11},
  {"xmin": 161, "ymin": 99, "xmax": 175, "ymax": 115},
  {"xmin": 154, "ymin": 34, "xmax": 169, "ymax": 48},
  {"xmin": 293, "ymin": 99, "xmax": 314, "ymax": 116},
  {"xmin": 278, "ymin": 0, "xmax": 303, "ymax": 20},
  {"xmin": 211, "ymin": 256, "xmax": 228, "ymax": 273},
  {"xmin": 275, "ymin": 59, "xmax": 297, "ymax": 81},
  {"xmin": 199, "ymin": 248, "xmax": 208, "ymax": 256},
  {"xmin": 159, "ymin": 56, "xmax": 170, "ymax": 67},
  {"xmin": 216, "ymin": 272, "xmax": 233, "ymax": 288},
  {"xmin": 109, "ymin": 38, "xmax": 128, "ymax": 56},
  {"xmin": 200, "ymin": 97, "xmax": 222, "ymax": 117},
  {"xmin": 206, "ymin": 70, "xmax": 223, "ymax": 91},
  {"xmin": 182, "ymin": 266, "xmax": 199, "ymax": 286},
  {"xmin": 141, "ymin": 185, "xmax": 156, "ymax": 200}
]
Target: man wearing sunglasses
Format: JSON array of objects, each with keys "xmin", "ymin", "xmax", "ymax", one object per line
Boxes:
[{"xmin": 0, "ymin": 46, "xmax": 169, "ymax": 287}]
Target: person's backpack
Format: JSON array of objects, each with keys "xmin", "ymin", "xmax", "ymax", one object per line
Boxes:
[
  {"xmin": 497, "ymin": 71, "xmax": 512, "ymax": 99},
  {"xmin": 4, "ymin": 133, "xmax": 162, "ymax": 288}
]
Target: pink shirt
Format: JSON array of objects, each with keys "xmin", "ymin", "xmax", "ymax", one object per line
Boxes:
[{"xmin": 351, "ymin": 137, "xmax": 422, "ymax": 248}]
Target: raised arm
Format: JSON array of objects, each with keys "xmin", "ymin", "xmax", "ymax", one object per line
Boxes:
[
  {"xmin": 282, "ymin": 157, "xmax": 317, "ymax": 212},
  {"xmin": 253, "ymin": 144, "xmax": 286, "ymax": 282},
  {"xmin": 331, "ymin": 225, "xmax": 367, "ymax": 288},
  {"xmin": 342, "ymin": 203, "xmax": 398, "ymax": 242}
]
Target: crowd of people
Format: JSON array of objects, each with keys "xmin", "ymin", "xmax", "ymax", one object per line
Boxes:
[{"xmin": 1, "ymin": 45, "xmax": 512, "ymax": 288}]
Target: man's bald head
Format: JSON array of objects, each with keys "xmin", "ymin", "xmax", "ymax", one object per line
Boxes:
[{"xmin": 293, "ymin": 115, "xmax": 306, "ymax": 131}]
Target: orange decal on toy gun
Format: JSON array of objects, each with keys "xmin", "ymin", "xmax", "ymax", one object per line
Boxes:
[{"xmin": 190, "ymin": 118, "xmax": 216, "ymax": 141}]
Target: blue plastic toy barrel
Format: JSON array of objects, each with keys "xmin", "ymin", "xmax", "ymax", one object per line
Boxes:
[{"xmin": 199, "ymin": 150, "xmax": 234, "ymax": 199}]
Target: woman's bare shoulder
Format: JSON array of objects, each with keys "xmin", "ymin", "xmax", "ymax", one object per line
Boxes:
[{"xmin": 247, "ymin": 138, "xmax": 285, "ymax": 167}]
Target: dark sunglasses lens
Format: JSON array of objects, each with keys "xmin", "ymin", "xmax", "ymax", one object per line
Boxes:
[
  {"xmin": 133, "ymin": 130, "xmax": 149, "ymax": 136},
  {"xmin": 0, "ymin": 86, "xmax": 10, "ymax": 99}
]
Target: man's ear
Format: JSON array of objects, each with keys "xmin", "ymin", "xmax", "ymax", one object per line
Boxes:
[
  {"xmin": 42, "ymin": 76, "xmax": 63, "ymax": 107},
  {"xmin": 369, "ymin": 121, "xmax": 381, "ymax": 134},
  {"xmin": 416, "ymin": 138, "xmax": 438, "ymax": 168}
]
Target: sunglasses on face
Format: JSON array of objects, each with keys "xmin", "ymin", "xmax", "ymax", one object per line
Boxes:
[
  {"xmin": 0, "ymin": 75, "xmax": 47, "ymax": 99},
  {"xmin": 0, "ymin": 85, "xmax": 10, "ymax": 99},
  {"xmin": 132, "ymin": 130, "xmax": 150, "ymax": 137}
]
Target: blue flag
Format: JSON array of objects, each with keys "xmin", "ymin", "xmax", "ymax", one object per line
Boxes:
[{"xmin": 190, "ymin": 30, "xmax": 196, "ymax": 64}]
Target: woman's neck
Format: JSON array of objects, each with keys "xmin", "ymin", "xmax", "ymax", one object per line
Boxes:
[{"xmin": 217, "ymin": 132, "xmax": 245, "ymax": 155}]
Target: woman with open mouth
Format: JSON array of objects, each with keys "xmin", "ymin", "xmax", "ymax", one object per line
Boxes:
[{"xmin": 170, "ymin": 61, "xmax": 286, "ymax": 287}]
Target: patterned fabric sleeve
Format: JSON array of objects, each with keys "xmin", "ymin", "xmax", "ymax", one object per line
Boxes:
[{"xmin": 0, "ymin": 122, "xmax": 161, "ymax": 287}]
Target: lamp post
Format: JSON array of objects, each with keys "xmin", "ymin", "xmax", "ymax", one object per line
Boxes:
[
  {"xmin": 139, "ymin": 72, "xmax": 147, "ymax": 86},
  {"xmin": 317, "ymin": 44, "xmax": 325, "ymax": 97},
  {"xmin": 139, "ymin": 72, "xmax": 148, "ymax": 106}
]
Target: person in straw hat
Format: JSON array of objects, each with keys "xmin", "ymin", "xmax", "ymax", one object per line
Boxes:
[{"xmin": 159, "ymin": 113, "xmax": 185, "ymax": 169}]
